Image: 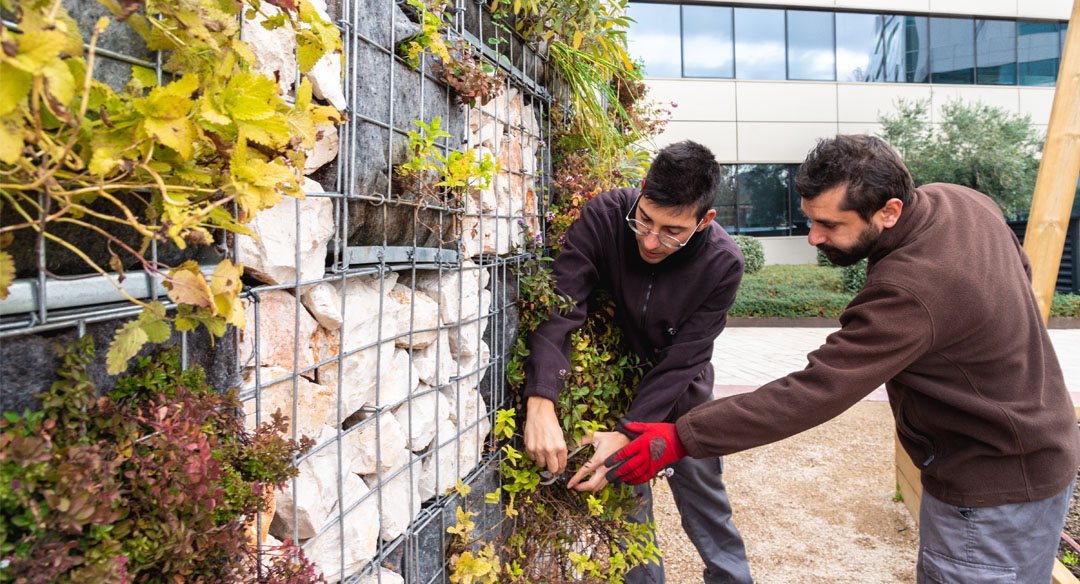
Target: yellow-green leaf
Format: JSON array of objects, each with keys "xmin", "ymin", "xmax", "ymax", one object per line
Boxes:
[
  {"xmin": 0, "ymin": 63, "xmax": 32, "ymax": 115},
  {"xmin": 106, "ymin": 318, "xmax": 148, "ymax": 374},
  {"xmin": 131, "ymin": 65, "xmax": 158, "ymax": 91},
  {"xmin": 41, "ymin": 59, "xmax": 75, "ymax": 106},
  {"xmin": 6, "ymin": 30, "xmax": 68, "ymax": 73},
  {"xmin": 142, "ymin": 116, "xmax": 196, "ymax": 159},
  {"xmin": 0, "ymin": 250, "xmax": 13, "ymax": 300},
  {"xmin": 0, "ymin": 112, "xmax": 25, "ymax": 164},
  {"xmin": 164, "ymin": 262, "xmax": 213, "ymax": 309},
  {"xmin": 137, "ymin": 301, "xmax": 172, "ymax": 343},
  {"xmin": 296, "ymin": 31, "xmax": 324, "ymax": 73}
]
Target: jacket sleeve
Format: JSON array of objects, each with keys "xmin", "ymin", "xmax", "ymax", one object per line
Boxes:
[
  {"xmin": 675, "ymin": 281, "xmax": 934, "ymax": 457},
  {"xmin": 623, "ymin": 250, "xmax": 744, "ymax": 423},
  {"xmin": 522, "ymin": 201, "xmax": 606, "ymax": 403}
]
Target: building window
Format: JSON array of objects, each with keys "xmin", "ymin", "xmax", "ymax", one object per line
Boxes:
[
  {"xmin": 976, "ymin": 19, "xmax": 1017, "ymax": 85},
  {"xmin": 930, "ymin": 17, "xmax": 975, "ymax": 84},
  {"xmin": 1018, "ymin": 21, "xmax": 1059, "ymax": 86},
  {"xmin": 627, "ymin": 3, "xmax": 681, "ymax": 78},
  {"xmin": 628, "ymin": 3, "xmax": 1066, "ymax": 86},
  {"xmin": 737, "ymin": 164, "xmax": 792, "ymax": 236},
  {"xmin": 836, "ymin": 12, "xmax": 885, "ymax": 82},
  {"xmin": 683, "ymin": 5, "xmax": 734, "ymax": 78},
  {"xmin": 787, "ymin": 10, "xmax": 836, "ymax": 81},
  {"xmin": 735, "ymin": 7, "xmax": 786, "ymax": 80}
]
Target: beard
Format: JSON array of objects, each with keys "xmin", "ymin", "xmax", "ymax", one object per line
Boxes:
[{"xmin": 818, "ymin": 222, "xmax": 881, "ymax": 267}]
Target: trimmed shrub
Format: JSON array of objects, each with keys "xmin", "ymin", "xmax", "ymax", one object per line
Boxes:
[
  {"xmin": 733, "ymin": 235, "xmax": 765, "ymax": 275},
  {"xmin": 816, "ymin": 249, "xmax": 832, "ymax": 267},
  {"xmin": 842, "ymin": 259, "xmax": 868, "ymax": 294}
]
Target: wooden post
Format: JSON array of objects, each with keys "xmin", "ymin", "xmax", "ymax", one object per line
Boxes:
[{"xmin": 1024, "ymin": 0, "xmax": 1080, "ymax": 322}]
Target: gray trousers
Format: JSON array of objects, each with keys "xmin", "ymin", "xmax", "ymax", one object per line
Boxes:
[
  {"xmin": 917, "ymin": 480, "xmax": 1075, "ymax": 584},
  {"xmin": 625, "ymin": 455, "xmax": 754, "ymax": 584}
]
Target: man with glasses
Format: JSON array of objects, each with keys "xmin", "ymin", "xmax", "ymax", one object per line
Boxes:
[{"xmin": 522, "ymin": 141, "xmax": 754, "ymax": 584}]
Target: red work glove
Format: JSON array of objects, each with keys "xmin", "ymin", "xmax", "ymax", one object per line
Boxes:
[{"xmin": 603, "ymin": 422, "xmax": 689, "ymax": 485}]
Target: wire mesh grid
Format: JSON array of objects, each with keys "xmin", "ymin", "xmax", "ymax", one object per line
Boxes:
[{"xmin": 0, "ymin": 1, "xmax": 551, "ymax": 583}]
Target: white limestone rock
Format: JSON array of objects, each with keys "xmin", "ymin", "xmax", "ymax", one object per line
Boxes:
[
  {"xmin": 236, "ymin": 178, "xmax": 333, "ymax": 287},
  {"xmin": 410, "ymin": 262, "xmax": 490, "ymax": 325},
  {"xmin": 387, "ymin": 283, "xmax": 439, "ymax": 349},
  {"xmin": 242, "ymin": 6, "xmax": 297, "ymax": 95},
  {"xmin": 301, "ymin": 281, "xmax": 343, "ymax": 331},
  {"xmin": 241, "ymin": 366, "xmax": 334, "ymax": 441},
  {"xmin": 270, "ymin": 426, "xmax": 352, "ymax": 540},
  {"xmin": 357, "ymin": 568, "xmax": 405, "ymax": 584},
  {"xmin": 392, "ymin": 387, "xmax": 451, "ymax": 452},
  {"xmin": 238, "ymin": 289, "xmax": 320, "ymax": 376},
  {"xmin": 362, "ymin": 458, "xmax": 422, "ymax": 542},
  {"xmin": 447, "ymin": 293, "xmax": 491, "ymax": 359},
  {"xmin": 315, "ymin": 334, "xmax": 395, "ymax": 422},
  {"xmin": 454, "ymin": 339, "xmax": 490, "ymax": 394},
  {"xmin": 439, "ymin": 384, "xmax": 487, "ymax": 429},
  {"xmin": 418, "ymin": 414, "xmax": 459, "ymax": 502},
  {"xmin": 412, "ymin": 330, "xmax": 456, "ymax": 388},
  {"xmin": 345, "ymin": 412, "xmax": 409, "ymax": 477},
  {"xmin": 304, "ymin": 125, "xmax": 340, "ymax": 175},
  {"xmin": 458, "ymin": 412, "xmax": 491, "ymax": 479},
  {"xmin": 304, "ymin": 472, "xmax": 378, "ymax": 584}
]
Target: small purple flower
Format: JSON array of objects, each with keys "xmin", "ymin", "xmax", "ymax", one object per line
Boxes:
[
  {"xmin": 611, "ymin": 169, "xmax": 623, "ymax": 179},
  {"xmin": 517, "ymin": 218, "xmax": 526, "ymax": 226},
  {"xmin": 546, "ymin": 211, "xmax": 556, "ymax": 221},
  {"xmin": 558, "ymin": 369, "xmax": 568, "ymax": 376},
  {"xmin": 663, "ymin": 467, "xmax": 675, "ymax": 478},
  {"xmin": 534, "ymin": 233, "xmax": 542, "ymax": 242},
  {"xmin": 538, "ymin": 139, "xmax": 547, "ymax": 147},
  {"xmin": 670, "ymin": 101, "xmax": 679, "ymax": 107},
  {"xmin": 557, "ymin": 234, "xmax": 566, "ymax": 245}
]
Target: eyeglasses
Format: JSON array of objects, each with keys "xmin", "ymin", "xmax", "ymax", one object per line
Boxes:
[{"xmin": 625, "ymin": 194, "xmax": 706, "ymax": 249}]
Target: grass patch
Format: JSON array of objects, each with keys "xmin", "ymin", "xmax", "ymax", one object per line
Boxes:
[{"xmin": 732, "ymin": 264, "xmax": 1080, "ymax": 319}]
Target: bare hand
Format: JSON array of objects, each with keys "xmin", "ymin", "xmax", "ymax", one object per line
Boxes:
[
  {"xmin": 524, "ymin": 396, "xmax": 567, "ymax": 474},
  {"xmin": 566, "ymin": 431, "xmax": 630, "ymax": 492}
]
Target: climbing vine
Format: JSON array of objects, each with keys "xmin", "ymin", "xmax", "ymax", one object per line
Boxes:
[{"xmin": 0, "ymin": 0, "xmax": 343, "ymax": 373}]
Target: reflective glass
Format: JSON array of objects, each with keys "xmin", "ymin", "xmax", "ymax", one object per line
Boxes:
[
  {"xmin": 714, "ymin": 206, "xmax": 737, "ymax": 233},
  {"xmin": 736, "ymin": 164, "xmax": 791, "ymax": 236},
  {"xmin": 1062, "ymin": 23, "xmax": 1069, "ymax": 58},
  {"xmin": 787, "ymin": 10, "xmax": 835, "ymax": 81},
  {"xmin": 789, "ymin": 164, "xmax": 811, "ymax": 236},
  {"xmin": 976, "ymin": 19, "xmax": 1016, "ymax": 84},
  {"xmin": 735, "ymin": 8, "xmax": 786, "ymax": 80},
  {"xmin": 683, "ymin": 6, "xmax": 734, "ymax": 78},
  {"xmin": 930, "ymin": 17, "xmax": 975, "ymax": 84},
  {"xmin": 715, "ymin": 165, "xmax": 736, "ymax": 206},
  {"xmin": 883, "ymin": 15, "xmax": 929, "ymax": 83},
  {"xmin": 836, "ymin": 12, "xmax": 884, "ymax": 82},
  {"xmin": 627, "ymin": 2, "xmax": 681, "ymax": 78},
  {"xmin": 1019, "ymin": 21, "xmax": 1059, "ymax": 86}
]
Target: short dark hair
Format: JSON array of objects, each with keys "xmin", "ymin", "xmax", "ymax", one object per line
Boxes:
[
  {"xmin": 642, "ymin": 141, "xmax": 721, "ymax": 219},
  {"xmin": 794, "ymin": 135, "xmax": 915, "ymax": 220}
]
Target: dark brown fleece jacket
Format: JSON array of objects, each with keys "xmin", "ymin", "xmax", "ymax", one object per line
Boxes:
[{"xmin": 677, "ymin": 183, "xmax": 1079, "ymax": 507}]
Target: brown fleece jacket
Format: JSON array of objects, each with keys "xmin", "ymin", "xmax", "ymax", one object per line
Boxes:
[{"xmin": 676, "ymin": 183, "xmax": 1079, "ymax": 507}]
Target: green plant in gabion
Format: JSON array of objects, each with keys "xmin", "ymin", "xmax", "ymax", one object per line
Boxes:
[
  {"xmin": 732, "ymin": 235, "xmax": 765, "ymax": 275},
  {"xmin": 842, "ymin": 259, "xmax": 869, "ymax": 294},
  {"xmin": 816, "ymin": 249, "xmax": 833, "ymax": 267}
]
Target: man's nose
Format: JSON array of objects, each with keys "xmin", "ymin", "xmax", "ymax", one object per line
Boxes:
[
  {"xmin": 807, "ymin": 226, "xmax": 826, "ymax": 247},
  {"xmin": 644, "ymin": 232, "xmax": 662, "ymax": 250}
]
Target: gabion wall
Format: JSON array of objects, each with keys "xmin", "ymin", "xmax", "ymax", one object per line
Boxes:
[{"xmin": 0, "ymin": 1, "xmax": 551, "ymax": 583}]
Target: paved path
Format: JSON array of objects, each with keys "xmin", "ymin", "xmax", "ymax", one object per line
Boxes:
[{"xmin": 711, "ymin": 327, "xmax": 1080, "ymax": 403}]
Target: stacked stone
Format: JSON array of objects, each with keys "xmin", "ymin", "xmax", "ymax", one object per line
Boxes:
[
  {"xmin": 462, "ymin": 87, "xmax": 543, "ymax": 257},
  {"xmin": 236, "ymin": 260, "xmax": 494, "ymax": 581}
]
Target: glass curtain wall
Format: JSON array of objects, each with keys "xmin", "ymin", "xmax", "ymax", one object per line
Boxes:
[{"xmin": 627, "ymin": 3, "xmax": 1065, "ymax": 86}]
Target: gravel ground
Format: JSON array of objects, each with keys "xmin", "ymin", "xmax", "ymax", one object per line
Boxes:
[{"xmin": 652, "ymin": 401, "xmax": 919, "ymax": 583}]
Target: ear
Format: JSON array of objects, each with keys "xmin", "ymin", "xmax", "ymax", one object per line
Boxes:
[
  {"xmin": 697, "ymin": 209, "xmax": 716, "ymax": 231},
  {"xmin": 878, "ymin": 198, "xmax": 903, "ymax": 229}
]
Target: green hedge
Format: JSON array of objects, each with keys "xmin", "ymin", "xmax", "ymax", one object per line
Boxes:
[
  {"xmin": 733, "ymin": 265, "xmax": 1080, "ymax": 319},
  {"xmin": 731, "ymin": 265, "xmax": 851, "ymax": 318},
  {"xmin": 733, "ymin": 235, "xmax": 765, "ymax": 275}
]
